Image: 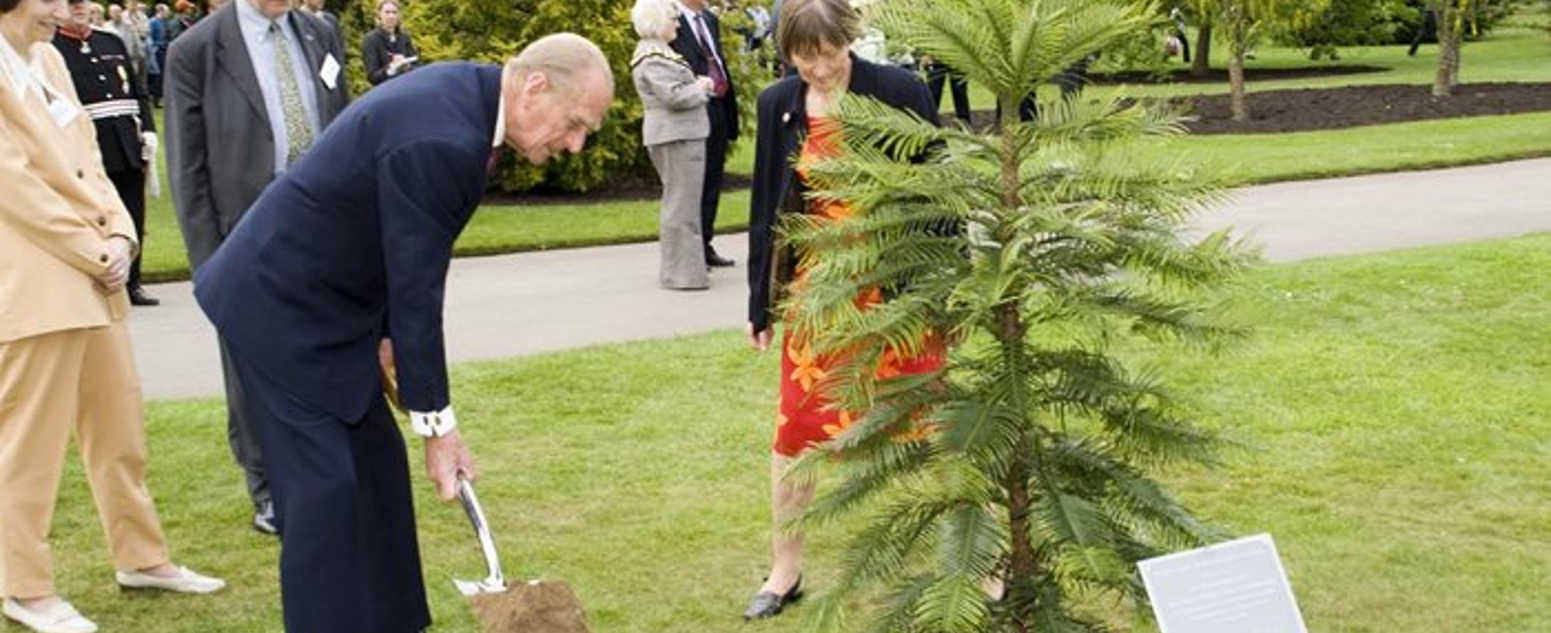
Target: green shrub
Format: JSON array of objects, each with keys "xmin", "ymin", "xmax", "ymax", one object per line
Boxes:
[{"xmin": 328, "ymin": 0, "xmax": 771, "ymax": 193}]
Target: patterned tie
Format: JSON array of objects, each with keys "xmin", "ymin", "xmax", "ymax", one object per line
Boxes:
[
  {"xmin": 270, "ymin": 22, "xmax": 313, "ymax": 165},
  {"xmin": 693, "ymin": 14, "xmax": 729, "ymax": 98}
]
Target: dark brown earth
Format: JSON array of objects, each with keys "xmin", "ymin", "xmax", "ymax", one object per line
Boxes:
[
  {"xmin": 1175, "ymin": 81, "xmax": 1551, "ymax": 134},
  {"xmin": 466, "ymin": 579, "xmax": 590, "ymax": 633}
]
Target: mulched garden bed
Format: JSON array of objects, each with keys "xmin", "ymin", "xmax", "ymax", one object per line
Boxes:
[
  {"xmin": 964, "ymin": 81, "xmax": 1551, "ymax": 135},
  {"xmin": 1177, "ymin": 81, "xmax": 1551, "ymax": 134}
]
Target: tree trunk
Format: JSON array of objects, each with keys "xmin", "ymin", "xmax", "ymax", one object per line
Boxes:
[
  {"xmin": 1432, "ymin": 2, "xmax": 1462, "ymax": 97},
  {"xmin": 1226, "ymin": 8, "xmax": 1248, "ymax": 122},
  {"xmin": 998, "ymin": 303, "xmax": 1035, "ymax": 632},
  {"xmin": 1228, "ymin": 49, "xmax": 1246, "ymax": 121},
  {"xmin": 1191, "ymin": 23, "xmax": 1212, "ymax": 77}
]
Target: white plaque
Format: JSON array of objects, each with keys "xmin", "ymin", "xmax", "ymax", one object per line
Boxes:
[{"xmin": 1137, "ymin": 533, "xmax": 1308, "ymax": 633}]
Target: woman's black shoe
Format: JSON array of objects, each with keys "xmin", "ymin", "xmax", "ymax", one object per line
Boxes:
[{"xmin": 743, "ymin": 576, "xmax": 803, "ymax": 621}]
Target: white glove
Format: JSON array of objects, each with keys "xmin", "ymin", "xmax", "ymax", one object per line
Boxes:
[{"xmin": 141, "ymin": 131, "xmax": 157, "ymax": 160}]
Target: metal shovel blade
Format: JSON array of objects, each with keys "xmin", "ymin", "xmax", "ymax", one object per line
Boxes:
[{"xmin": 453, "ymin": 478, "xmax": 509, "ymax": 596}]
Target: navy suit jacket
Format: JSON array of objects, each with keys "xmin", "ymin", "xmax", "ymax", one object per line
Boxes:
[{"xmin": 195, "ymin": 62, "xmax": 501, "ymax": 423}]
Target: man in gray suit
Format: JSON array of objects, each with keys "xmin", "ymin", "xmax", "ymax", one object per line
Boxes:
[{"xmin": 164, "ymin": 0, "xmax": 349, "ymax": 535}]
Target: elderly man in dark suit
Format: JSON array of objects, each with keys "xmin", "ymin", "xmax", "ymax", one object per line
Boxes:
[
  {"xmin": 192, "ymin": 34, "xmax": 614, "ymax": 633},
  {"xmin": 671, "ymin": 0, "xmax": 738, "ymax": 268},
  {"xmin": 163, "ymin": 0, "xmax": 349, "ymax": 536}
]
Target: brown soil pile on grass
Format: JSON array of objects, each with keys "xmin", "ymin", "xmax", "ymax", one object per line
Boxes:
[{"xmin": 467, "ymin": 580, "xmax": 589, "ymax": 633}]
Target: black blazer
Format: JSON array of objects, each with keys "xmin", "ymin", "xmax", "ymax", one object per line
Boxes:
[
  {"xmin": 746, "ymin": 54, "xmax": 939, "ymax": 331},
  {"xmin": 363, "ymin": 27, "xmax": 418, "ymax": 85},
  {"xmin": 670, "ymin": 9, "xmax": 739, "ymax": 139}
]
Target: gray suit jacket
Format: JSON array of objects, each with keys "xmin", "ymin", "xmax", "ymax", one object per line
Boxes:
[
  {"xmin": 164, "ymin": 5, "xmax": 349, "ymax": 271},
  {"xmin": 631, "ymin": 41, "xmax": 709, "ymax": 147}
]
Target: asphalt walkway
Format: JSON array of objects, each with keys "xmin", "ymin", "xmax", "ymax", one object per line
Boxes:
[{"xmin": 131, "ymin": 158, "xmax": 1551, "ymax": 399}]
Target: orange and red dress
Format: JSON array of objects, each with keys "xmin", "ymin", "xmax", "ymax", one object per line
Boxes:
[{"xmin": 772, "ymin": 117, "xmax": 944, "ymax": 457}]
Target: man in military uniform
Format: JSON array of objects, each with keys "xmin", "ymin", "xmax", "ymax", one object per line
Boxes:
[{"xmin": 54, "ymin": 0, "xmax": 160, "ymax": 306}]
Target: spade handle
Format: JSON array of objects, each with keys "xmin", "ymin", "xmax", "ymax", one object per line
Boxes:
[{"xmin": 457, "ymin": 478, "xmax": 506, "ymax": 588}]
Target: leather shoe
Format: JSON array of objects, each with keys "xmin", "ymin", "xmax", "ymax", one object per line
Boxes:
[
  {"xmin": 2, "ymin": 598, "xmax": 97, "ymax": 633},
  {"xmin": 128, "ymin": 286, "xmax": 160, "ymax": 306},
  {"xmin": 705, "ymin": 246, "xmax": 735, "ymax": 268},
  {"xmin": 115, "ymin": 566, "xmax": 226, "ymax": 594},
  {"xmin": 743, "ymin": 576, "xmax": 802, "ymax": 621},
  {"xmin": 252, "ymin": 500, "xmax": 278, "ymax": 535}
]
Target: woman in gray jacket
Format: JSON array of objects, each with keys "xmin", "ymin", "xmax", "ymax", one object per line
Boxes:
[{"xmin": 631, "ymin": 0, "xmax": 715, "ymax": 290}]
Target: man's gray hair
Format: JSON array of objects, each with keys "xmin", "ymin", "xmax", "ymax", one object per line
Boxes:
[
  {"xmin": 505, "ymin": 33, "xmax": 615, "ymax": 95},
  {"xmin": 630, "ymin": 0, "xmax": 679, "ymax": 40}
]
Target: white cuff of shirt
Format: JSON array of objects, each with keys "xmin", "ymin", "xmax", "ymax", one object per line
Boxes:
[{"xmin": 409, "ymin": 405, "xmax": 458, "ymax": 438}]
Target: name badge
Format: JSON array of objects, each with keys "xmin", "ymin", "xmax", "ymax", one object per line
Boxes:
[
  {"xmin": 47, "ymin": 97, "xmax": 80, "ymax": 127},
  {"xmin": 319, "ymin": 53, "xmax": 341, "ymax": 91}
]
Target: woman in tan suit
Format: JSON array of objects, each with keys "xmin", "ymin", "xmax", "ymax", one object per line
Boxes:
[{"xmin": 0, "ymin": 0, "xmax": 224, "ymax": 631}]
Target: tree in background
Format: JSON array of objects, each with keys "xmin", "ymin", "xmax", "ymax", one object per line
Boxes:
[
  {"xmin": 1203, "ymin": 0, "xmax": 1329, "ymax": 121},
  {"xmin": 776, "ymin": 0, "xmax": 1257, "ymax": 630}
]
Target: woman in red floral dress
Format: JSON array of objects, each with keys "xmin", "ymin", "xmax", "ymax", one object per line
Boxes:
[{"xmin": 741, "ymin": 0, "xmax": 943, "ymax": 620}]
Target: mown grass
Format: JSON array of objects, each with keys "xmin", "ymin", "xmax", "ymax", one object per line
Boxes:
[{"xmin": 26, "ymin": 233, "xmax": 1551, "ymax": 632}]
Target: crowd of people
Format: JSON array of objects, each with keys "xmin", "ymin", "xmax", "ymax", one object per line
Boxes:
[{"xmin": 1, "ymin": 0, "xmax": 971, "ymax": 630}]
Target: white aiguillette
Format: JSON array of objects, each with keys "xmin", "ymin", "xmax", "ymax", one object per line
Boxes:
[{"xmin": 1137, "ymin": 533, "xmax": 1308, "ymax": 633}]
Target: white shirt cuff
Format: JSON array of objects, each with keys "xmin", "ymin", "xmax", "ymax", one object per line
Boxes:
[{"xmin": 409, "ymin": 405, "xmax": 457, "ymax": 438}]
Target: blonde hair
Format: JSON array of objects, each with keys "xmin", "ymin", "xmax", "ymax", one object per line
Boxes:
[{"xmin": 630, "ymin": 0, "xmax": 679, "ymax": 40}]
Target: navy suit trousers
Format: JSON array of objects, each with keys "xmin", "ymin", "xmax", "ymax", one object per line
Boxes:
[{"xmin": 229, "ymin": 346, "xmax": 431, "ymax": 633}]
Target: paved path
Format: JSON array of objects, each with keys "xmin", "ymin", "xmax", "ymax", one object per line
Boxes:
[{"xmin": 131, "ymin": 158, "xmax": 1551, "ymax": 399}]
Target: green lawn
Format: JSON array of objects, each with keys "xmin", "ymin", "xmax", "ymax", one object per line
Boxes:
[
  {"xmin": 33, "ymin": 234, "xmax": 1551, "ymax": 632},
  {"xmin": 137, "ymin": 19, "xmax": 1551, "ymax": 283}
]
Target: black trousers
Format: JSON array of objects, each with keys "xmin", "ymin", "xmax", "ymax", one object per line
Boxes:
[
  {"xmin": 701, "ymin": 98, "xmax": 731, "ymax": 249},
  {"xmin": 106, "ymin": 168, "xmax": 146, "ymax": 289},
  {"xmin": 230, "ymin": 348, "xmax": 431, "ymax": 633},
  {"xmin": 926, "ymin": 62, "xmax": 971, "ymax": 125}
]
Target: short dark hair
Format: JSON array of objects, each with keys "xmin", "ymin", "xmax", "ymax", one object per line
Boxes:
[
  {"xmin": 0, "ymin": 0, "xmax": 23, "ymax": 14},
  {"xmin": 777, "ymin": 0, "xmax": 861, "ymax": 60}
]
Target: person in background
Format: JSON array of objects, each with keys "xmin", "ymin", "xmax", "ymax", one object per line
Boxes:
[
  {"xmin": 671, "ymin": 0, "xmax": 738, "ymax": 268},
  {"xmin": 1409, "ymin": 5, "xmax": 1437, "ymax": 57},
  {"xmin": 1, "ymin": 0, "xmax": 226, "ymax": 630},
  {"xmin": 362, "ymin": 0, "xmax": 415, "ymax": 85},
  {"xmin": 921, "ymin": 53, "xmax": 969, "ymax": 126},
  {"xmin": 296, "ymin": 0, "xmax": 339, "ymax": 55},
  {"xmin": 86, "ymin": 1, "xmax": 100, "ymax": 24},
  {"xmin": 742, "ymin": 0, "xmax": 943, "ymax": 621},
  {"xmin": 163, "ymin": 0, "xmax": 350, "ymax": 536},
  {"xmin": 55, "ymin": 0, "xmax": 160, "ymax": 306},
  {"xmin": 631, "ymin": 0, "xmax": 713, "ymax": 291},
  {"xmin": 147, "ymin": 2, "xmax": 167, "ymax": 105},
  {"xmin": 165, "ymin": 0, "xmax": 193, "ymax": 40},
  {"xmin": 106, "ymin": 2, "xmax": 146, "ymax": 84}
]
